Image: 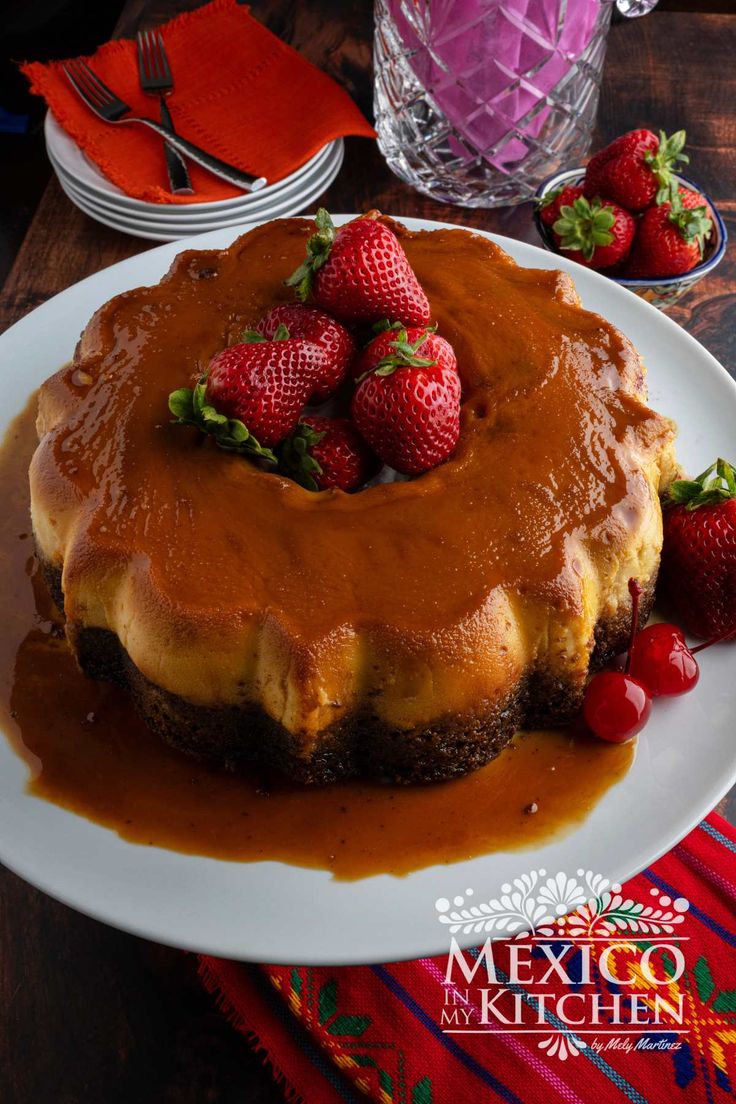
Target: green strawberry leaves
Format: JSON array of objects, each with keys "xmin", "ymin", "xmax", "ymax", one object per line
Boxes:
[
  {"xmin": 358, "ymin": 326, "xmax": 438, "ymax": 382},
  {"xmin": 168, "ymin": 375, "xmax": 278, "ymax": 464},
  {"xmin": 672, "ymin": 207, "xmax": 712, "ymax": 256},
  {"xmin": 669, "ymin": 458, "xmax": 736, "ymax": 510},
  {"xmin": 666, "ymin": 191, "xmax": 713, "ymax": 255},
  {"xmin": 645, "ymin": 129, "xmax": 689, "ymax": 204},
  {"xmin": 371, "ymin": 318, "xmax": 404, "ymax": 336},
  {"xmin": 553, "ymin": 196, "xmax": 615, "ymax": 261},
  {"xmin": 654, "ymin": 180, "xmax": 713, "ymax": 257},
  {"xmin": 240, "ymin": 323, "xmax": 290, "ymax": 343},
  {"xmin": 277, "ymin": 420, "xmax": 325, "ymax": 491},
  {"xmin": 285, "ymin": 207, "xmax": 335, "ymax": 301}
]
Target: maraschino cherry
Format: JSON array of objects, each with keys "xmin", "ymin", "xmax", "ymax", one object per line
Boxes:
[
  {"xmin": 629, "ymin": 620, "xmax": 734, "ymax": 696},
  {"xmin": 583, "ymin": 578, "xmax": 730, "ymax": 740},
  {"xmin": 583, "ymin": 579, "xmax": 652, "ymax": 743},
  {"xmin": 629, "ymin": 623, "xmax": 699, "ymax": 696}
]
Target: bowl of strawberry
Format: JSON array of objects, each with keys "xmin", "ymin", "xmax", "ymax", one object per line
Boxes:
[{"xmin": 533, "ymin": 128, "xmax": 727, "ymax": 311}]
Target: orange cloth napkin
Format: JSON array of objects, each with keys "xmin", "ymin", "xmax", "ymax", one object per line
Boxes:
[{"xmin": 22, "ymin": 0, "xmax": 375, "ymax": 204}]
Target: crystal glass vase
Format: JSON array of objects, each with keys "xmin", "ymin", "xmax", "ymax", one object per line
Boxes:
[{"xmin": 374, "ymin": 0, "xmax": 636, "ymax": 208}]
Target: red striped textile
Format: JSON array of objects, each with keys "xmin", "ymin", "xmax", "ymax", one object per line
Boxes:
[{"xmin": 199, "ymin": 813, "xmax": 736, "ymax": 1104}]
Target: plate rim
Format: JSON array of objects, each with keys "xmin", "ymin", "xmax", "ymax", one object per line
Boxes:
[
  {"xmin": 49, "ymin": 141, "xmax": 343, "ymax": 225},
  {"xmin": 56, "ymin": 148, "xmax": 345, "ymax": 241},
  {"xmin": 50, "ymin": 140, "xmax": 344, "ymax": 226}
]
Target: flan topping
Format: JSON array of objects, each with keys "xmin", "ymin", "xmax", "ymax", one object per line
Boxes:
[{"xmin": 31, "ymin": 217, "xmax": 676, "ymax": 737}]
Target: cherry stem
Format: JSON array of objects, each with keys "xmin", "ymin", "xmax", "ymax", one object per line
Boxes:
[
  {"xmin": 625, "ymin": 578, "xmax": 642, "ymax": 674},
  {"xmin": 691, "ymin": 624, "xmax": 736, "ymax": 654}
]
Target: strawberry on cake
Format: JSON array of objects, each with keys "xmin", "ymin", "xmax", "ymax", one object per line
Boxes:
[{"xmin": 29, "ymin": 211, "xmax": 677, "ymax": 783}]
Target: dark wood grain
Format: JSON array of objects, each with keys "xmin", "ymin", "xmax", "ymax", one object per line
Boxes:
[{"xmin": 0, "ymin": 4, "xmax": 734, "ymax": 1102}]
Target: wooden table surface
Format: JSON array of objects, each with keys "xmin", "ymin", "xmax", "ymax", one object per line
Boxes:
[{"xmin": 1, "ymin": 3, "xmax": 734, "ymax": 1100}]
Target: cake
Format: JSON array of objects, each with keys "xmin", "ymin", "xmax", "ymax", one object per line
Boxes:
[{"xmin": 29, "ymin": 216, "xmax": 677, "ymax": 783}]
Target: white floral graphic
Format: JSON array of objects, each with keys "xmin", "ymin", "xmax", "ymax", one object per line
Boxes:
[
  {"xmin": 538, "ymin": 1034, "xmax": 587, "ymax": 1061},
  {"xmin": 435, "ymin": 872, "xmax": 689, "ymax": 939}
]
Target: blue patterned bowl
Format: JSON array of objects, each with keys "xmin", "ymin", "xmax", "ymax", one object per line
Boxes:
[{"xmin": 533, "ymin": 168, "xmax": 727, "ymax": 311}]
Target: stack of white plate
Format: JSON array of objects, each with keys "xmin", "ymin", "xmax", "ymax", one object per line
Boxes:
[{"xmin": 45, "ymin": 113, "xmax": 344, "ymax": 242}]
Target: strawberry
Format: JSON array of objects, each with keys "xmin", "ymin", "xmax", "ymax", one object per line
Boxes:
[
  {"xmin": 168, "ymin": 325, "xmax": 326, "ymax": 455},
  {"xmin": 624, "ymin": 193, "xmax": 712, "ymax": 278},
  {"xmin": 552, "ymin": 194, "xmax": 635, "ymax": 270},
  {"xmin": 351, "ymin": 330, "xmax": 461, "ymax": 475},
  {"xmin": 584, "ymin": 129, "xmax": 688, "ymax": 212},
  {"xmin": 286, "ymin": 209, "xmax": 431, "ymax": 327},
  {"xmin": 257, "ymin": 303, "xmax": 355, "ymax": 403},
  {"xmin": 660, "ymin": 460, "xmax": 736, "ymax": 641},
  {"xmin": 351, "ymin": 321, "xmax": 458, "ymax": 384},
  {"xmin": 278, "ymin": 416, "xmax": 379, "ymax": 492},
  {"xmin": 538, "ymin": 184, "xmax": 584, "ymax": 228},
  {"xmin": 676, "ymin": 184, "xmax": 715, "ymax": 228}
]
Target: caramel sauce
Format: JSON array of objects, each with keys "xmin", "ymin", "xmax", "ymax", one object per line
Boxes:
[{"xmin": 2, "ymin": 396, "xmax": 634, "ymax": 879}]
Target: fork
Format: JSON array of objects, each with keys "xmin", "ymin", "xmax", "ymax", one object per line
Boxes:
[
  {"xmin": 136, "ymin": 29, "xmax": 193, "ymax": 195},
  {"xmin": 63, "ymin": 59, "xmax": 267, "ymax": 193}
]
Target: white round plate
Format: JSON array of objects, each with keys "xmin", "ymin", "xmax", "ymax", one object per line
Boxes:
[
  {"xmin": 50, "ymin": 139, "xmax": 344, "ymax": 226},
  {"xmin": 56, "ymin": 147, "xmax": 344, "ymax": 241},
  {"xmin": 0, "ymin": 217, "xmax": 734, "ymax": 965},
  {"xmin": 44, "ymin": 111, "xmax": 336, "ymax": 213}
]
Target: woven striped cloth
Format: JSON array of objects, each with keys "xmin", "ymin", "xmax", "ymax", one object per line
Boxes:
[{"xmin": 199, "ymin": 813, "xmax": 736, "ymax": 1104}]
